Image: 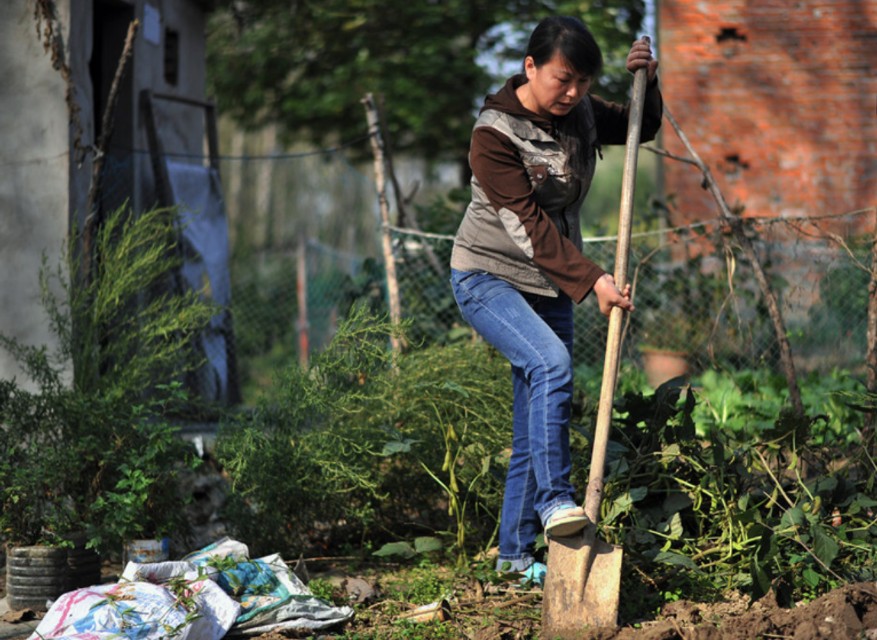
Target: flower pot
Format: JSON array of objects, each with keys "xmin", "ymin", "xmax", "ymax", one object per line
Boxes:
[
  {"xmin": 122, "ymin": 538, "xmax": 170, "ymax": 565},
  {"xmin": 5, "ymin": 545, "xmax": 68, "ymax": 611},
  {"xmin": 640, "ymin": 348, "xmax": 690, "ymax": 389}
]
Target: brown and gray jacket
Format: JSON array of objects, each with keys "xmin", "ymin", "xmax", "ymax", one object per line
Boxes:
[{"xmin": 451, "ymin": 74, "xmax": 662, "ymax": 304}]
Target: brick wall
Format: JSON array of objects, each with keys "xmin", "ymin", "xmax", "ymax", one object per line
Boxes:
[{"xmin": 657, "ymin": 0, "xmax": 877, "ymax": 229}]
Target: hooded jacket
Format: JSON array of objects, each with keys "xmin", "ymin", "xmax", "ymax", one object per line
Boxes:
[{"xmin": 450, "ymin": 74, "xmax": 663, "ymax": 303}]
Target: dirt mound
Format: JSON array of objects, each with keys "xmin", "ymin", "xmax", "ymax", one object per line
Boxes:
[{"xmin": 597, "ymin": 582, "xmax": 877, "ymax": 640}]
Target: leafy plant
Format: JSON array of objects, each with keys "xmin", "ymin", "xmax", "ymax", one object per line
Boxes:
[
  {"xmin": 0, "ymin": 368, "xmax": 79, "ymax": 546},
  {"xmin": 215, "ymin": 306, "xmax": 404, "ymax": 556},
  {"xmin": 692, "ymin": 366, "xmax": 868, "ymax": 444},
  {"xmin": 0, "ymin": 204, "xmax": 212, "ymax": 551},
  {"xmin": 86, "ymin": 387, "xmax": 201, "ymax": 551},
  {"xmin": 215, "ymin": 307, "xmax": 512, "ymax": 561},
  {"xmin": 56, "ymin": 205, "xmax": 215, "ymax": 399},
  {"xmin": 381, "ymin": 563, "xmax": 455, "ymax": 606},
  {"xmin": 589, "ymin": 376, "xmax": 877, "ymax": 606}
]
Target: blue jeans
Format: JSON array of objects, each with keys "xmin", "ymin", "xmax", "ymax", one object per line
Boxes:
[{"xmin": 450, "ymin": 269, "xmax": 579, "ymax": 571}]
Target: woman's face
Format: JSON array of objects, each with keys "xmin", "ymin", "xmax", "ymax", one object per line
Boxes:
[{"xmin": 523, "ymin": 51, "xmax": 592, "ymax": 117}]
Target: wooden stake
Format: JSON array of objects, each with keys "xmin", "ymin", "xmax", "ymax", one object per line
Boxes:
[{"xmin": 362, "ymin": 93, "xmax": 402, "ymax": 356}]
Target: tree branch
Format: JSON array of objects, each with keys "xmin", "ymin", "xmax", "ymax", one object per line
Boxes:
[{"xmin": 661, "ymin": 106, "xmax": 804, "ymax": 416}]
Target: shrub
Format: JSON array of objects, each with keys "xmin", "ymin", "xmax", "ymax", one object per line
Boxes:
[
  {"xmin": 215, "ymin": 309, "xmax": 512, "ymax": 561},
  {"xmin": 0, "ymin": 204, "xmax": 211, "ymax": 552}
]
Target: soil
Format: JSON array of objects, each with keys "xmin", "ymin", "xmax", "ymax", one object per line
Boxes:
[
  {"xmin": 598, "ymin": 583, "xmax": 877, "ymax": 640},
  {"xmin": 3, "ymin": 562, "xmax": 876, "ymax": 639}
]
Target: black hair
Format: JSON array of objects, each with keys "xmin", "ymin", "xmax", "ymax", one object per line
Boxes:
[
  {"xmin": 524, "ymin": 16, "xmax": 604, "ymax": 179},
  {"xmin": 524, "ymin": 16, "xmax": 603, "ymax": 79}
]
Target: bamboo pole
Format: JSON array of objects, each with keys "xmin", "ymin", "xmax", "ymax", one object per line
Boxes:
[
  {"xmin": 297, "ymin": 234, "xmax": 310, "ymax": 369},
  {"xmin": 81, "ymin": 19, "xmax": 139, "ymax": 289},
  {"xmin": 373, "ymin": 95, "xmax": 445, "ymax": 279},
  {"xmin": 362, "ymin": 93, "xmax": 402, "ymax": 355}
]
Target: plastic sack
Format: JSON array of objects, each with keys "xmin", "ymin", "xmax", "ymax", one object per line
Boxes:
[
  {"xmin": 185, "ymin": 537, "xmax": 354, "ymax": 636},
  {"xmin": 27, "ymin": 570, "xmax": 239, "ymax": 640}
]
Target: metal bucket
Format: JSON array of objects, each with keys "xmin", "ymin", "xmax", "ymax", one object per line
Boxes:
[{"xmin": 122, "ymin": 538, "xmax": 170, "ymax": 565}]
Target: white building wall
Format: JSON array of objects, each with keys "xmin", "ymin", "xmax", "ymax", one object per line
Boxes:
[
  {"xmin": 0, "ymin": 0, "xmax": 72, "ymax": 382},
  {"xmin": 0, "ymin": 0, "xmax": 211, "ymax": 383}
]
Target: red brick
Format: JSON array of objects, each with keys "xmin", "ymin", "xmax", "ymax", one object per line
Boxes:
[{"xmin": 658, "ymin": 0, "xmax": 877, "ymax": 229}]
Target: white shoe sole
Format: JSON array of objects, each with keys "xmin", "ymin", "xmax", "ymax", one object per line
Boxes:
[{"xmin": 545, "ymin": 512, "xmax": 589, "ymax": 538}]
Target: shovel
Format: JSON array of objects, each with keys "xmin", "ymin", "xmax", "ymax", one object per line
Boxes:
[{"xmin": 542, "ymin": 55, "xmax": 651, "ymax": 639}]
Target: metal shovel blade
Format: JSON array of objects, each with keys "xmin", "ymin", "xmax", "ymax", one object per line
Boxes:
[{"xmin": 542, "ymin": 529, "xmax": 623, "ymax": 638}]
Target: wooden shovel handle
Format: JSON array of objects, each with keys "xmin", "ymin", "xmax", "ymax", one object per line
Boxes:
[{"xmin": 583, "ymin": 60, "xmax": 650, "ymax": 524}]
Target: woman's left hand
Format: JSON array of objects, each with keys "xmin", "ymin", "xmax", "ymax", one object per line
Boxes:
[{"xmin": 626, "ymin": 38, "xmax": 659, "ymax": 82}]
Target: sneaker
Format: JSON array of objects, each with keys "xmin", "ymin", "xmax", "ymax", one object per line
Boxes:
[
  {"xmin": 520, "ymin": 561, "xmax": 547, "ymax": 587},
  {"xmin": 545, "ymin": 506, "xmax": 589, "ymax": 538}
]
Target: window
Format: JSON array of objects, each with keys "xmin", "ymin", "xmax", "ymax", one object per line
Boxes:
[{"xmin": 164, "ymin": 28, "xmax": 179, "ymax": 85}]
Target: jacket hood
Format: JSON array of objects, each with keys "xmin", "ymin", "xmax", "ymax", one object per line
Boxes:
[{"xmin": 482, "ymin": 74, "xmax": 554, "ymax": 132}]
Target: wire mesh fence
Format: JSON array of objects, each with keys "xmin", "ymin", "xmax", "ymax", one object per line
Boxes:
[
  {"xmin": 55, "ymin": 143, "xmax": 877, "ymax": 406},
  {"xmin": 386, "ymin": 209, "xmax": 875, "ymax": 374},
  {"xmin": 230, "ymin": 206, "xmax": 875, "ymax": 405}
]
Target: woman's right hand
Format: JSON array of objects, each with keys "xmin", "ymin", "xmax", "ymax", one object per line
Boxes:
[
  {"xmin": 593, "ymin": 273, "xmax": 634, "ymax": 317},
  {"xmin": 626, "ymin": 38, "xmax": 659, "ymax": 82}
]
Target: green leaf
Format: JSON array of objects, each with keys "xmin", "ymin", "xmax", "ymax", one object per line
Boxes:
[
  {"xmin": 381, "ymin": 439, "xmax": 416, "ymax": 455},
  {"xmin": 440, "ymin": 381, "xmax": 468, "ymax": 397},
  {"xmin": 810, "ymin": 524, "xmax": 839, "ymax": 567},
  {"xmin": 654, "ymin": 551, "xmax": 698, "ymax": 571},
  {"xmin": 802, "ymin": 567, "xmax": 821, "ymax": 588},
  {"xmin": 603, "ymin": 486, "xmax": 648, "ymax": 523},
  {"xmin": 629, "ymin": 486, "xmax": 649, "ymax": 503},
  {"xmin": 666, "ymin": 512, "xmax": 684, "ymax": 540},
  {"xmin": 848, "ymin": 493, "xmax": 877, "ymax": 515},
  {"xmin": 413, "ymin": 537, "xmax": 442, "ymax": 554},
  {"xmin": 660, "ymin": 443, "xmax": 681, "ymax": 458},
  {"xmin": 372, "ymin": 541, "xmax": 415, "ymax": 559},
  {"xmin": 663, "ymin": 492, "xmax": 694, "ymax": 515},
  {"xmin": 781, "ymin": 506, "xmax": 806, "ymax": 529}
]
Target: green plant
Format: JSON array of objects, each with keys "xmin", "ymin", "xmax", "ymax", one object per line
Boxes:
[
  {"xmin": 216, "ymin": 306, "xmax": 512, "ymax": 561},
  {"xmin": 0, "ymin": 204, "xmax": 213, "ymax": 551},
  {"xmin": 86, "ymin": 386, "xmax": 201, "ymax": 551},
  {"xmin": 306, "ymin": 578, "xmax": 341, "ymax": 604},
  {"xmin": 215, "ymin": 306, "xmax": 404, "ymax": 556},
  {"xmin": 0, "ymin": 369, "xmax": 79, "ymax": 546},
  {"xmin": 370, "ymin": 342, "xmax": 511, "ymax": 565},
  {"xmin": 381, "ymin": 564, "xmax": 455, "ymax": 606},
  {"xmin": 584, "ymin": 375, "xmax": 877, "ymax": 607},
  {"xmin": 691, "ymin": 367, "xmax": 868, "ymax": 444},
  {"xmin": 57, "ymin": 206, "xmax": 215, "ymax": 399}
]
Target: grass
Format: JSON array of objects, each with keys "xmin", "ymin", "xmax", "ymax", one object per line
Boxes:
[{"xmin": 304, "ymin": 559, "xmax": 543, "ymax": 640}]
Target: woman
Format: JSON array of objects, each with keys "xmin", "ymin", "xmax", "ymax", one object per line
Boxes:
[{"xmin": 449, "ymin": 16, "xmax": 662, "ymax": 581}]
